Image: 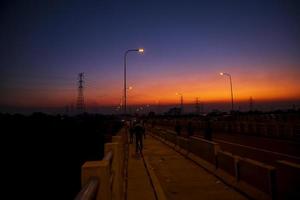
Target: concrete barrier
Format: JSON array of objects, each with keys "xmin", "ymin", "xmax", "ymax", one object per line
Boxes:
[
  {"xmin": 106, "ymin": 140, "xmax": 122, "ymax": 200},
  {"xmin": 165, "ymin": 131, "xmax": 177, "ymax": 144},
  {"xmin": 160, "ymin": 132, "xmax": 165, "ymax": 140},
  {"xmin": 238, "ymin": 157, "xmax": 276, "ymax": 197},
  {"xmin": 79, "ymin": 129, "xmax": 126, "ymax": 200},
  {"xmin": 276, "ymin": 160, "xmax": 300, "ymax": 199},
  {"xmin": 216, "ymin": 150, "xmax": 236, "ymax": 177},
  {"xmin": 161, "ymin": 131, "xmax": 168, "ymax": 141},
  {"xmin": 176, "ymin": 136, "xmax": 189, "ymax": 150},
  {"xmin": 236, "ymin": 122, "xmax": 242, "ymax": 133},
  {"xmin": 82, "ymin": 160, "xmax": 111, "ymax": 200},
  {"xmin": 189, "ymin": 136, "xmax": 219, "ymax": 165},
  {"xmin": 107, "ymin": 134, "xmax": 127, "ymax": 200},
  {"xmin": 150, "ymin": 127, "xmax": 280, "ymax": 200},
  {"xmin": 248, "ymin": 123, "xmax": 257, "ymax": 135},
  {"xmin": 243, "ymin": 122, "xmax": 249, "ymax": 134}
]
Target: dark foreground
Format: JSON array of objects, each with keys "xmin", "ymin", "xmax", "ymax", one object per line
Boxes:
[{"xmin": 0, "ymin": 113, "xmax": 122, "ymax": 199}]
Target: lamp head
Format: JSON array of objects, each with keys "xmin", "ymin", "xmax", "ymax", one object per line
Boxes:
[
  {"xmin": 220, "ymin": 72, "xmax": 224, "ymax": 76},
  {"xmin": 138, "ymin": 48, "xmax": 144, "ymax": 53}
]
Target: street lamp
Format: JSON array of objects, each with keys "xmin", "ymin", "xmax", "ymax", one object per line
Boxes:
[
  {"xmin": 176, "ymin": 92, "xmax": 184, "ymax": 114},
  {"xmin": 220, "ymin": 72, "xmax": 234, "ymax": 111},
  {"xmin": 124, "ymin": 48, "xmax": 144, "ymax": 114}
]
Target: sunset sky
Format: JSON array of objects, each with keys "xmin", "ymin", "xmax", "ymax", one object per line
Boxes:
[{"xmin": 1, "ymin": 0, "xmax": 300, "ymax": 111}]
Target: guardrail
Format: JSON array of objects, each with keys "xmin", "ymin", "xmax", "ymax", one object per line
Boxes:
[
  {"xmin": 150, "ymin": 119, "xmax": 300, "ymax": 140},
  {"xmin": 74, "ymin": 177, "xmax": 99, "ymax": 200},
  {"xmin": 75, "ymin": 128, "xmax": 127, "ymax": 200},
  {"xmin": 276, "ymin": 160, "xmax": 300, "ymax": 199},
  {"xmin": 149, "ymin": 126, "xmax": 300, "ymax": 200}
]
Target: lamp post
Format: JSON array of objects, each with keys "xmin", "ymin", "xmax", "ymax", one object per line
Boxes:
[
  {"xmin": 124, "ymin": 48, "xmax": 144, "ymax": 114},
  {"xmin": 176, "ymin": 92, "xmax": 183, "ymax": 114},
  {"xmin": 220, "ymin": 72, "xmax": 234, "ymax": 111},
  {"xmin": 156, "ymin": 100, "xmax": 160, "ymax": 114},
  {"xmin": 124, "ymin": 86, "xmax": 133, "ymax": 114}
]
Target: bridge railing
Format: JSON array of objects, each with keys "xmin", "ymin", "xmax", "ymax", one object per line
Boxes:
[
  {"xmin": 75, "ymin": 128, "xmax": 127, "ymax": 200},
  {"xmin": 150, "ymin": 118, "xmax": 300, "ymax": 140},
  {"xmin": 149, "ymin": 125, "xmax": 300, "ymax": 200},
  {"xmin": 74, "ymin": 177, "xmax": 99, "ymax": 200}
]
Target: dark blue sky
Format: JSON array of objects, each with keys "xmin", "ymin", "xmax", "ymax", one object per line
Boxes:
[{"xmin": 1, "ymin": 0, "xmax": 300, "ymax": 108}]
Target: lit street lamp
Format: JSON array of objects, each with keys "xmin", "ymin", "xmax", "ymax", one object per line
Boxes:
[
  {"xmin": 220, "ymin": 72, "xmax": 234, "ymax": 111},
  {"xmin": 124, "ymin": 48, "xmax": 144, "ymax": 114}
]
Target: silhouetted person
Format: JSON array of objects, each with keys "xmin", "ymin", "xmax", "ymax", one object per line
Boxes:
[
  {"xmin": 133, "ymin": 120, "xmax": 145, "ymax": 153},
  {"xmin": 204, "ymin": 117, "xmax": 212, "ymax": 141},
  {"xmin": 187, "ymin": 121, "xmax": 194, "ymax": 137},
  {"xmin": 129, "ymin": 120, "xmax": 134, "ymax": 144},
  {"xmin": 175, "ymin": 120, "xmax": 182, "ymax": 136}
]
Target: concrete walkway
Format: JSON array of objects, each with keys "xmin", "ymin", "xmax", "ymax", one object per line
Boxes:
[
  {"xmin": 142, "ymin": 133, "xmax": 248, "ymax": 200},
  {"xmin": 127, "ymin": 141, "xmax": 156, "ymax": 200},
  {"xmin": 127, "ymin": 132, "xmax": 247, "ymax": 200}
]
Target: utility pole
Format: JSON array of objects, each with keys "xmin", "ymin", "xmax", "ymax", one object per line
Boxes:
[
  {"xmin": 195, "ymin": 97, "xmax": 200, "ymax": 115},
  {"xmin": 76, "ymin": 72, "xmax": 85, "ymax": 113},
  {"xmin": 156, "ymin": 100, "xmax": 160, "ymax": 114},
  {"xmin": 180, "ymin": 95, "xmax": 183, "ymax": 114},
  {"xmin": 200, "ymin": 101, "xmax": 204, "ymax": 114},
  {"xmin": 249, "ymin": 96, "xmax": 253, "ymax": 111}
]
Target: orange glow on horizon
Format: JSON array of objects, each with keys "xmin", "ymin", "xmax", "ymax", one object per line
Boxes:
[{"xmin": 2, "ymin": 64, "xmax": 300, "ymax": 108}]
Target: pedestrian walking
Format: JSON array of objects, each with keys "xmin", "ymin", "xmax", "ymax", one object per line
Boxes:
[{"xmin": 133, "ymin": 119, "xmax": 145, "ymax": 155}]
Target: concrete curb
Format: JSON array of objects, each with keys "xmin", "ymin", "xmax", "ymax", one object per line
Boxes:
[
  {"xmin": 149, "ymin": 132, "xmax": 270, "ymax": 200},
  {"xmin": 143, "ymin": 156, "xmax": 168, "ymax": 200}
]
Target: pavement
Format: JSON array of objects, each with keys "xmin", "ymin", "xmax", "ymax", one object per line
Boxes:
[
  {"xmin": 127, "ymin": 132, "xmax": 248, "ymax": 200},
  {"xmin": 127, "ymin": 140, "xmax": 156, "ymax": 200}
]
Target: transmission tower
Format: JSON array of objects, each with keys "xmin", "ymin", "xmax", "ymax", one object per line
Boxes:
[{"xmin": 76, "ymin": 72, "xmax": 85, "ymax": 113}]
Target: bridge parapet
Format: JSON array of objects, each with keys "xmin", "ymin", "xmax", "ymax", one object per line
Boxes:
[
  {"xmin": 276, "ymin": 160, "xmax": 300, "ymax": 199},
  {"xmin": 150, "ymin": 126, "xmax": 300, "ymax": 200},
  {"xmin": 75, "ymin": 129, "xmax": 127, "ymax": 200}
]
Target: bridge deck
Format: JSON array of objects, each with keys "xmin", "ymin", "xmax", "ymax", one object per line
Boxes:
[
  {"xmin": 127, "ymin": 139, "xmax": 156, "ymax": 200},
  {"xmin": 127, "ymin": 131, "xmax": 247, "ymax": 200}
]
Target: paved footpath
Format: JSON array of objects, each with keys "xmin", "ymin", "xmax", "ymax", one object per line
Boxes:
[
  {"xmin": 142, "ymin": 133, "xmax": 248, "ymax": 200},
  {"xmin": 127, "ymin": 132, "xmax": 247, "ymax": 200},
  {"xmin": 127, "ymin": 141, "xmax": 156, "ymax": 200}
]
